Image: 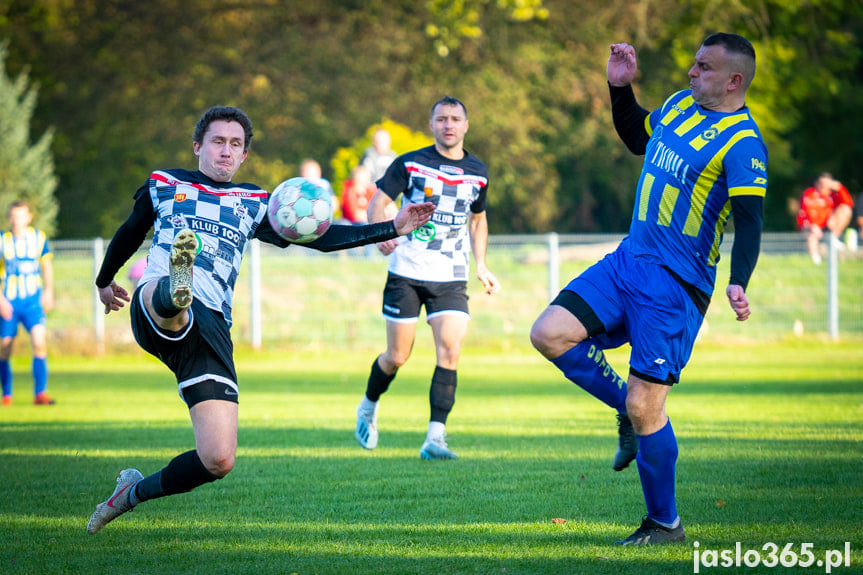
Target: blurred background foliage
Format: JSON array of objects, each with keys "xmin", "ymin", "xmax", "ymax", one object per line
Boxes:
[
  {"xmin": 330, "ymin": 118, "xmax": 433, "ymax": 207},
  {"xmin": 0, "ymin": 0, "xmax": 860, "ymax": 238},
  {"xmin": 0, "ymin": 43, "xmax": 57, "ymax": 233}
]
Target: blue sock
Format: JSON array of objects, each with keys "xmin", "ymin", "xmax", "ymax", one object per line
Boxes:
[
  {"xmin": 0, "ymin": 359, "xmax": 11, "ymax": 397},
  {"xmin": 32, "ymin": 357, "xmax": 48, "ymax": 396},
  {"xmin": 636, "ymin": 419, "xmax": 679, "ymax": 525},
  {"xmin": 550, "ymin": 340, "xmax": 627, "ymax": 411}
]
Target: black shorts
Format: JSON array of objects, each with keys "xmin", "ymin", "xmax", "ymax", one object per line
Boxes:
[
  {"xmin": 131, "ymin": 285, "xmax": 238, "ymax": 407},
  {"xmin": 381, "ymin": 272, "xmax": 469, "ymax": 322}
]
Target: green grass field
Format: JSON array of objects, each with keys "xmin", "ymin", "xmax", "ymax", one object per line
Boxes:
[{"xmin": 1, "ymin": 340, "xmax": 861, "ymax": 574}]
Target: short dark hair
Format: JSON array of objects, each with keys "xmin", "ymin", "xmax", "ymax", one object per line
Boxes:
[
  {"xmin": 430, "ymin": 96, "xmax": 467, "ymax": 119},
  {"xmin": 703, "ymin": 33, "xmax": 756, "ymax": 87},
  {"xmin": 7, "ymin": 200, "xmax": 29, "ymax": 215},
  {"xmin": 703, "ymin": 33, "xmax": 755, "ymax": 61},
  {"xmin": 193, "ymin": 106, "xmax": 254, "ymax": 151}
]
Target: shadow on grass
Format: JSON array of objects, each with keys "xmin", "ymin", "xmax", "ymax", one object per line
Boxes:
[
  {"xmin": 5, "ymin": 512, "xmax": 698, "ymax": 575},
  {"xmin": 2, "ymin": 425, "xmax": 860, "ymax": 574},
  {"xmin": 2, "ymin": 362, "xmax": 861, "ymax": 575},
  {"xmin": 2, "ymin": 421, "xmax": 860, "ymax": 522}
]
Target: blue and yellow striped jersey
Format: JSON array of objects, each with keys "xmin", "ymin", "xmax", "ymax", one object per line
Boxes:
[
  {"xmin": 0, "ymin": 227, "xmax": 52, "ymax": 301},
  {"xmin": 627, "ymin": 89, "xmax": 768, "ymax": 296}
]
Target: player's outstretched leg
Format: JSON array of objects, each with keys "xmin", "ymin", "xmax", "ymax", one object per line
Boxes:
[
  {"xmin": 420, "ymin": 432, "xmax": 457, "ymax": 460},
  {"xmin": 355, "ymin": 358, "xmax": 396, "ymax": 450},
  {"xmin": 33, "ymin": 357, "xmax": 54, "ymax": 405},
  {"xmin": 1, "ymin": 359, "xmax": 13, "ymax": 406},
  {"xmin": 617, "ymin": 419, "xmax": 682, "ymax": 544},
  {"xmin": 613, "ymin": 413, "xmax": 637, "ymax": 471},
  {"xmin": 547, "ymin": 341, "xmax": 634, "ymax": 469},
  {"xmin": 33, "ymin": 392, "xmax": 55, "ymax": 405},
  {"xmin": 87, "ymin": 468, "xmax": 144, "ymax": 534},
  {"xmin": 355, "ymin": 399, "xmax": 379, "ymax": 450},
  {"xmin": 420, "ymin": 367, "xmax": 458, "ymax": 460},
  {"xmin": 614, "ymin": 515, "xmax": 685, "ymax": 546},
  {"xmin": 169, "ymin": 229, "xmax": 197, "ymax": 310}
]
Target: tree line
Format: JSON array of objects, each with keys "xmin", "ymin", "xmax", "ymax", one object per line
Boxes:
[{"xmin": 1, "ymin": 0, "xmax": 860, "ymax": 238}]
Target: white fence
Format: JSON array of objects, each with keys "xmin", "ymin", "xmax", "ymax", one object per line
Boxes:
[{"xmin": 49, "ymin": 233, "xmax": 863, "ymax": 353}]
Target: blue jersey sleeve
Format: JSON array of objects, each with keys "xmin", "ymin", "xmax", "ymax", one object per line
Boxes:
[{"xmin": 724, "ymin": 137, "xmax": 768, "ymax": 199}]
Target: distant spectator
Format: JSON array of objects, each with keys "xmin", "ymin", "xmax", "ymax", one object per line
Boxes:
[
  {"xmin": 299, "ymin": 158, "xmax": 337, "ymax": 205},
  {"xmin": 360, "ymin": 129, "xmax": 397, "ymax": 183},
  {"xmin": 853, "ymin": 190, "xmax": 863, "ymax": 252},
  {"xmin": 341, "ymin": 165, "xmax": 377, "ymax": 224},
  {"xmin": 128, "ymin": 256, "xmax": 148, "ymax": 289},
  {"xmin": 796, "ymin": 173, "xmax": 853, "ymax": 264}
]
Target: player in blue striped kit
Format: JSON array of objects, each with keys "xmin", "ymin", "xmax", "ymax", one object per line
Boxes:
[
  {"xmin": 0, "ymin": 201, "xmax": 55, "ymax": 406},
  {"xmin": 531, "ymin": 33, "xmax": 768, "ymax": 545}
]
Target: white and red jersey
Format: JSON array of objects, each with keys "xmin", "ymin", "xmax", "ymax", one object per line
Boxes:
[
  {"xmin": 96, "ymin": 168, "xmax": 402, "ymax": 326},
  {"xmin": 137, "ymin": 169, "xmax": 270, "ymax": 323},
  {"xmin": 379, "ymin": 146, "xmax": 488, "ymax": 282}
]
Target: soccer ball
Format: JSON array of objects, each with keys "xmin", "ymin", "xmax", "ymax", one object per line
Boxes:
[{"xmin": 268, "ymin": 177, "xmax": 334, "ymax": 243}]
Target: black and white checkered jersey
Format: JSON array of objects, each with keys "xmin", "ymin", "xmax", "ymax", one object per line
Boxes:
[
  {"xmin": 379, "ymin": 145, "xmax": 488, "ymax": 282},
  {"xmin": 95, "ymin": 169, "xmax": 402, "ymax": 325},
  {"xmin": 137, "ymin": 169, "xmax": 272, "ymax": 324}
]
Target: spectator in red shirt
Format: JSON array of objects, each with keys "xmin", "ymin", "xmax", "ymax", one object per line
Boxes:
[
  {"xmin": 341, "ymin": 165, "xmax": 377, "ymax": 224},
  {"xmin": 853, "ymin": 190, "xmax": 863, "ymax": 251},
  {"xmin": 796, "ymin": 173, "xmax": 853, "ymax": 264}
]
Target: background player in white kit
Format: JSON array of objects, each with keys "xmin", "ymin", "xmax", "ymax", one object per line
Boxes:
[{"xmin": 354, "ymin": 96, "xmax": 501, "ymax": 459}]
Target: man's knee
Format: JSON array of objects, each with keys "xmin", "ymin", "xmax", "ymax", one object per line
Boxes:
[
  {"xmin": 30, "ymin": 332, "xmax": 48, "ymax": 356},
  {"xmin": 530, "ymin": 311, "xmax": 584, "ymax": 359},
  {"xmin": 625, "ymin": 393, "xmax": 652, "ymax": 424},
  {"xmin": 830, "ymin": 205, "xmax": 853, "ymax": 231},
  {"xmin": 199, "ymin": 448, "xmax": 235, "ymax": 478},
  {"xmin": 386, "ymin": 347, "xmax": 412, "ymax": 370},
  {"xmin": 436, "ymin": 341, "xmax": 462, "ymax": 368},
  {"xmin": 529, "ymin": 318, "xmax": 554, "ymax": 356},
  {"xmin": 625, "ymin": 384, "xmax": 669, "ymax": 434}
]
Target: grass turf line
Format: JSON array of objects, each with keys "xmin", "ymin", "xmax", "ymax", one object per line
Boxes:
[{"xmin": 1, "ymin": 342, "xmax": 861, "ymax": 574}]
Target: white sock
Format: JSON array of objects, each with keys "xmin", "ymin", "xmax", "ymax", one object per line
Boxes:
[
  {"xmin": 427, "ymin": 421, "xmax": 446, "ymax": 438},
  {"xmin": 654, "ymin": 516, "xmax": 680, "ymax": 530},
  {"xmin": 359, "ymin": 396, "xmax": 377, "ymax": 412}
]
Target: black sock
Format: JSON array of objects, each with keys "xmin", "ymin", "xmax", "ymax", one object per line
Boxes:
[
  {"xmin": 365, "ymin": 358, "xmax": 396, "ymax": 402},
  {"xmin": 429, "ymin": 366, "xmax": 457, "ymax": 424},
  {"xmin": 132, "ymin": 450, "xmax": 220, "ymax": 503},
  {"xmin": 131, "ymin": 471, "xmax": 164, "ymax": 504},
  {"xmin": 152, "ymin": 276, "xmax": 183, "ymax": 318}
]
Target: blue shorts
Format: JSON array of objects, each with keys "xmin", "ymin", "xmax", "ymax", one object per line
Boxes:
[
  {"xmin": 0, "ymin": 297, "xmax": 46, "ymax": 338},
  {"xmin": 560, "ymin": 244, "xmax": 704, "ymax": 384}
]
